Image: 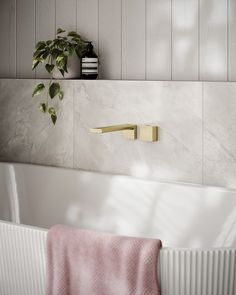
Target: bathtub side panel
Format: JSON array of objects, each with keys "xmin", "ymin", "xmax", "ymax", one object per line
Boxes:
[{"xmin": 0, "ymin": 163, "xmax": 236, "ymax": 248}]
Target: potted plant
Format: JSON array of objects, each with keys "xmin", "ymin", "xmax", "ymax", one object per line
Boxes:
[{"xmin": 32, "ymin": 28, "xmax": 86, "ymax": 124}]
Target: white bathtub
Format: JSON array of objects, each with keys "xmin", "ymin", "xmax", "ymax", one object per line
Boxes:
[{"xmin": 0, "ymin": 162, "xmax": 236, "ymax": 295}]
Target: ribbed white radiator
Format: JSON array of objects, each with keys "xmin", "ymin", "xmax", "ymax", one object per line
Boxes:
[
  {"xmin": 0, "ymin": 222, "xmax": 47, "ymax": 295},
  {"xmin": 0, "ymin": 221, "xmax": 235, "ymax": 295},
  {"xmin": 159, "ymin": 248, "xmax": 236, "ymax": 295}
]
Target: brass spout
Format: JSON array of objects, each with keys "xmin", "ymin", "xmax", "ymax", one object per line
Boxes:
[
  {"xmin": 90, "ymin": 124, "xmax": 136, "ymax": 133},
  {"xmin": 90, "ymin": 124, "xmax": 137, "ymax": 140}
]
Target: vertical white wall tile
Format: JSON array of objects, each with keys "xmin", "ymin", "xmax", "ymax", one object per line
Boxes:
[
  {"xmin": 99, "ymin": 0, "xmax": 122, "ymax": 79},
  {"xmin": 0, "ymin": 0, "xmax": 11, "ymax": 77},
  {"xmin": 172, "ymin": 0, "xmax": 199, "ymax": 81},
  {"xmin": 56, "ymin": 0, "xmax": 76, "ymax": 31},
  {"xmin": 0, "ymin": 0, "xmax": 234, "ymax": 81},
  {"xmin": 0, "ymin": 0, "xmax": 16, "ymax": 78},
  {"xmin": 16, "ymin": 0, "xmax": 35, "ymax": 78},
  {"xmin": 146, "ymin": 0, "xmax": 171, "ymax": 81},
  {"xmin": 122, "ymin": 0, "xmax": 145, "ymax": 80},
  {"xmin": 77, "ymin": 0, "xmax": 98, "ymax": 50},
  {"xmin": 200, "ymin": 0, "xmax": 228, "ymax": 81},
  {"xmin": 229, "ymin": 0, "xmax": 236, "ymax": 81},
  {"xmin": 9, "ymin": 0, "xmax": 16, "ymax": 78},
  {"xmin": 36, "ymin": 0, "xmax": 55, "ymax": 78}
]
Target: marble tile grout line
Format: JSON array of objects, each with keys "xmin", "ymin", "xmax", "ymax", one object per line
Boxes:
[
  {"xmin": 145, "ymin": 0, "xmax": 147, "ymax": 80},
  {"xmin": 75, "ymin": 0, "xmax": 77, "ymax": 33},
  {"xmin": 97, "ymin": 0, "xmax": 100, "ymax": 79},
  {"xmin": 34, "ymin": 0, "xmax": 36, "ymax": 79},
  {"xmin": 15, "ymin": 0, "xmax": 17, "ymax": 78},
  {"xmin": 202, "ymin": 81, "xmax": 205, "ymax": 185},
  {"xmin": 54, "ymin": 0, "xmax": 56, "ymax": 38},
  {"xmin": 171, "ymin": 0, "xmax": 173, "ymax": 81},
  {"xmin": 227, "ymin": 0, "xmax": 229, "ymax": 82},
  {"xmin": 73, "ymin": 80, "xmax": 75, "ymax": 169},
  {"xmin": 198, "ymin": 0, "xmax": 200, "ymax": 81},
  {"xmin": 120, "ymin": 0, "xmax": 122, "ymax": 80}
]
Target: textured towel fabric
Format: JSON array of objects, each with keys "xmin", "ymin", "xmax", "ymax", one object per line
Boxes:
[{"xmin": 46, "ymin": 225, "xmax": 162, "ymax": 295}]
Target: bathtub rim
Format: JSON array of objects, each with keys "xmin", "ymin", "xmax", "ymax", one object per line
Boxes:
[
  {"xmin": 1, "ymin": 220, "xmax": 235, "ymax": 252},
  {"xmin": 1, "ymin": 161, "xmax": 236, "ymax": 194}
]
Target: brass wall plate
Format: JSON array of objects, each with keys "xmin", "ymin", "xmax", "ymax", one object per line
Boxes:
[
  {"xmin": 139, "ymin": 125, "xmax": 158, "ymax": 142},
  {"xmin": 122, "ymin": 126, "xmax": 137, "ymax": 140}
]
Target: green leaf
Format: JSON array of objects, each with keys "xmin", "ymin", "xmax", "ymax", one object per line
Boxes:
[
  {"xmin": 57, "ymin": 28, "xmax": 65, "ymax": 35},
  {"xmin": 49, "ymin": 83, "xmax": 60, "ymax": 99},
  {"xmin": 75, "ymin": 48, "xmax": 82, "ymax": 58},
  {"xmin": 53, "ymin": 39, "xmax": 61, "ymax": 46},
  {"xmin": 64, "ymin": 65, "xmax": 68, "ymax": 73},
  {"xmin": 39, "ymin": 103, "xmax": 47, "ymax": 113},
  {"xmin": 51, "ymin": 48, "xmax": 62, "ymax": 60},
  {"xmin": 42, "ymin": 50, "xmax": 50, "ymax": 60},
  {"xmin": 46, "ymin": 40, "xmax": 52, "ymax": 45},
  {"xmin": 58, "ymin": 40, "xmax": 67, "ymax": 50},
  {"xmin": 33, "ymin": 48, "xmax": 48, "ymax": 60},
  {"xmin": 51, "ymin": 114, "xmax": 57, "ymax": 125},
  {"xmin": 32, "ymin": 59, "xmax": 40, "ymax": 70},
  {"xmin": 59, "ymin": 69, "xmax": 65, "ymax": 77},
  {"xmin": 63, "ymin": 56, "xmax": 68, "ymax": 73},
  {"xmin": 32, "ymin": 83, "xmax": 45, "ymax": 96},
  {"xmin": 45, "ymin": 64, "xmax": 55, "ymax": 74},
  {"xmin": 71, "ymin": 37, "xmax": 82, "ymax": 44},
  {"xmin": 35, "ymin": 41, "xmax": 46, "ymax": 51},
  {"xmin": 33, "ymin": 50, "xmax": 42, "ymax": 59},
  {"xmin": 68, "ymin": 44, "xmax": 75, "ymax": 55},
  {"xmin": 67, "ymin": 31, "xmax": 78, "ymax": 37},
  {"xmin": 56, "ymin": 55, "xmax": 65, "ymax": 63},
  {"xmin": 59, "ymin": 91, "xmax": 64, "ymax": 100},
  {"xmin": 56, "ymin": 55, "xmax": 68, "ymax": 72},
  {"xmin": 48, "ymin": 107, "xmax": 56, "ymax": 115},
  {"xmin": 58, "ymin": 36, "xmax": 67, "ymax": 41}
]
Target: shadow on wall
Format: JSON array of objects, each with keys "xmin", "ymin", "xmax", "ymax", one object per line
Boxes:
[{"xmin": 172, "ymin": 0, "xmax": 227, "ymax": 80}]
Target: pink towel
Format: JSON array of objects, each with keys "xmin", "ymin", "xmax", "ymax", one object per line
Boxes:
[{"xmin": 46, "ymin": 225, "xmax": 162, "ymax": 295}]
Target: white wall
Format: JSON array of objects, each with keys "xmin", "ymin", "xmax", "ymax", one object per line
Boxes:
[{"xmin": 0, "ymin": 0, "xmax": 236, "ymax": 81}]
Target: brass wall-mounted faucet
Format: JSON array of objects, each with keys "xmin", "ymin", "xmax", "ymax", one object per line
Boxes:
[
  {"xmin": 90, "ymin": 124, "xmax": 158, "ymax": 142},
  {"xmin": 90, "ymin": 124, "xmax": 137, "ymax": 140}
]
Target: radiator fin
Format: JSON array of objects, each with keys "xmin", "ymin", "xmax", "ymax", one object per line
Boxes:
[
  {"xmin": 0, "ymin": 222, "xmax": 47, "ymax": 295},
  {"xmin": 1, "ymin": 222, "xmax": 236, "ymax": 295},
  {"xmin": 159, "ymin": 248, "xmax": 236, "ymax": 295}
]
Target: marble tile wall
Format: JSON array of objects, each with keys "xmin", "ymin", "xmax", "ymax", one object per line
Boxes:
[
  {"xmin": 204, "ymin": 83, "xmax": 236, "ymax": 189},
  {"xmin": 0, "ymin": 79, "xmax": 235, "ymax": 188},
  {"xmin": 0, "ymin": 79, "xmax": 73, "ymax": 168},
  {"xmin": 74, "ymin": 81, "xmax": 203, "ymax": 184}
]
